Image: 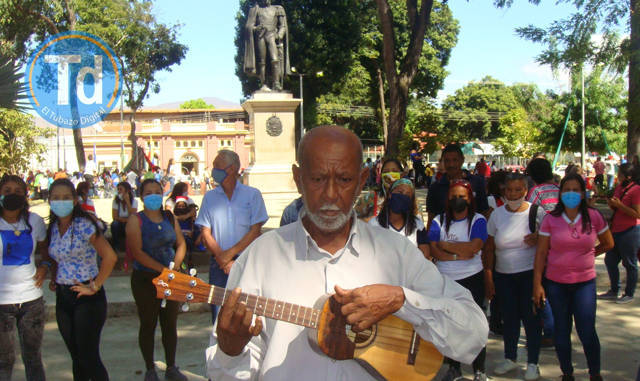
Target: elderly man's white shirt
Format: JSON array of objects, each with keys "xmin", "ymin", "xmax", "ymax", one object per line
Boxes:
[{"xmin": 205, "ymin": 217, "xmax": 488, "ymax": 381}]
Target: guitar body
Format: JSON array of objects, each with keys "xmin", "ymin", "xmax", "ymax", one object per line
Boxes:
[
  {"xmin": 152, "ymin": 269, "xmax": 443, "ymax": 380},
  {"xmin": 310, "ymin": 294, "xmax": 443, "ymax": 380}
]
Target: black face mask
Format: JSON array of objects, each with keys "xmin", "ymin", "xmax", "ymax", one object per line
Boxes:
[
  {"xmin": 450, "ymin": 197, "xmax": 468, "ymax": 213},
  {"xmin": 2, "ymin": 193, "xmax": 25, "ymax": 211},
  {"xmin": 174, "ymin": 206, "xmax": 189, "ymax": 216}
]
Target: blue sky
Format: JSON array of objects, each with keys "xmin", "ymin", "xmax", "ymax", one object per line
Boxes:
[{"xmin": 146, "ymin": 0, "xmax": 578, "ymax": 107}]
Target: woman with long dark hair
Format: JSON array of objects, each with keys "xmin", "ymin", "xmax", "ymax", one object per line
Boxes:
[
  {"xmin": 0, "ymin": 175, "xmax": 48, "ymax": 381},
  {"xmin": 370, "ymin": 178, "xmax": 430, "ymax": 260},
  {"xmin": 533, "ymin": 173, "xmax": 613, "ymax": 381},
  {"xmin": 126, "ymin": 179, "xmax": 187, "ymax": 381},
  {"xmin": 428, "ymin": 179, "xmax": 489, "ymax": 381},
  {"xmin": 601, "ymin": 163, "xmax": 640, "ymax": 303},
  {"xmin": 47, "ymin": 178, "xmax": 117, "ymax": 381},
  {"xmin": 110, "ymin": 181, "xmax": 137, "ymax": 252}
]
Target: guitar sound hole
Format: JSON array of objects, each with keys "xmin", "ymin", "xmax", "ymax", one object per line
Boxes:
[{"xmin": 346, "ymin": 324, "xmax": 377, "ymax": 348}]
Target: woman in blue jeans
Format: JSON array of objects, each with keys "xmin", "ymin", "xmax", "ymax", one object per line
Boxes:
[
  {"xmin": 484, "ymin": 173, "xmax": 544, "ymax": 380},
  {"xmin": 601, "ymin": 163, "xmax": 640, "ymax": 303},
  {"xmin": 533, "ymin": 174, "xmax": 614, "ymax": 381}
]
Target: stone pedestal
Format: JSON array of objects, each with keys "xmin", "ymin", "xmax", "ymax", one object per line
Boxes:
[{"xmin": 242, "ymin": 91, "xmax": 301, "ymax": 193}]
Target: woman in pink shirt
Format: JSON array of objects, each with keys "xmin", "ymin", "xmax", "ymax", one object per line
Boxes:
[
  {"xmin": 533, "ymin": 173, "xmax": 613, "ymax": 381},
  {"xmin": 601, "ymin": 163, "xmax": 640, "ymax": 303}
]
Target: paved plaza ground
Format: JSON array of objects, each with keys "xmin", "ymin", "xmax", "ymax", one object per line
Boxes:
[{"xmin": 11, "ymin": 189, "xmax": 639, "ymax": 380}]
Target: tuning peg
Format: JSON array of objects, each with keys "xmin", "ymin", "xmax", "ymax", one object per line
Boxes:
[
  {"xmin": 189, "ymin": 268, "xmax": 197, "ymax": 277},
  {"xmin": 169, "ymin": 261, "xmax": 175, "ymax": 270},
  {"xmin": 181, "ymin": 302, "xmax": 189, "ymax": 312}
]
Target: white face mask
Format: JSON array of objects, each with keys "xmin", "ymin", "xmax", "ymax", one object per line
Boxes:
[{"xmin": 506, "ymin": 196, "xmax": 525, "ymax": 211}]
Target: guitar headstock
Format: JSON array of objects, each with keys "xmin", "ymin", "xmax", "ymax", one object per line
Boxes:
[{"xmin": 152, "ymin": 268, "xmax": 212, "ymax": 304}]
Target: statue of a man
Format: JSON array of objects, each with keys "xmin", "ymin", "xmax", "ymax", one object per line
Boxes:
[{"xmin": 243, "ymin": 0, "xmax": 290, "ymax": 91}]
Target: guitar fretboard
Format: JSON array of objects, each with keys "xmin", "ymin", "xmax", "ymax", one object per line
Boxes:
[{"xmin": 209, "ymin": 285, "xmax": 321, "ymax": 329}]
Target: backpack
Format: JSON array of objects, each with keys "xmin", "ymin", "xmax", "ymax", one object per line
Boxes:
[{"xmin": 528, "ymin": 204, "xmax": 540, "ymax": 233}]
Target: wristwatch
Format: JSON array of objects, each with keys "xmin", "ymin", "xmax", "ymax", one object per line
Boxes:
[
  {"xmin": 90, "ymin": 281, "xmax": 101, "ymax": 292},
  {"xmin": 452, "ymin": 254, "xmax": 458, "ymax": 261}
]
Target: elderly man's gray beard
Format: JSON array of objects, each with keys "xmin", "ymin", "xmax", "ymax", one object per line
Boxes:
[{"xmin": 300, "ymin": 187, "xmax": 359, "ymax": 233}]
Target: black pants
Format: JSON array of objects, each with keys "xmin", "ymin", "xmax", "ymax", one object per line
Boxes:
[
  {"xmin": 56, "ymin": 285, "xmax": 108, "ymax": 381},
  {"xmin": 131, "ymin": 270, "xmax": 179, "ymax": 370},
  {"xmin": 445, "ymin": 270, "xmax": 486, "ymax": 373}
]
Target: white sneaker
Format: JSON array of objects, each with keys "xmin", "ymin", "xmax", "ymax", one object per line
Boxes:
[
  {"xmin": 494, "ymin": 358, "xmax": 518, "ymax": 375},
  {"xmin": 524, "ymin": 363, "xmax": 540, "ymax": 380}
]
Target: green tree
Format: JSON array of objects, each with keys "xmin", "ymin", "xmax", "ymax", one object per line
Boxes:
[
  {"xmin": 0, "ymin": 109, "xmax": 52, "ymax": 173},
  {"xmin": 0, "ymin": 52, "xmax": 26, "ymax": 111},
  {"xmin": 494, "ymin": 107, "xmax": 544, "ymax": 158},
  {"xmin": 495, "ymin": 0, "xmax": 640, "ymax": 157},
  {"xmin": 180, "ymin": 98, "xmax": 215, "ymax": 109},
  {"xmin": 440, "ymin": 76, "xmax": 520, "ymax": 141}
]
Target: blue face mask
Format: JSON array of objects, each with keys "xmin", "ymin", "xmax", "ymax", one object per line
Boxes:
[
  {"xmin": 389, "ymin": 193, "xmax": 412, "ymax": 214},
  {"xmin": 212, "ymin": 168, "xmax": 227, "ymax": 185},
  {"xmin": 143, "ymin": 194, "xmax": 163, "ymax": 211},
  {"xmin": 561, "ymin": 191, "xmax": 582, "ymax": 209},
  {"xmin": 50, "ymin": 200, "xmax": 74, "ymax": 217}
]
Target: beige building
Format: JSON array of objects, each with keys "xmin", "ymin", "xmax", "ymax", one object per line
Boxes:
[{"xmin": 38, "ymin": 108, "xmax": 252, "ymax": 175}]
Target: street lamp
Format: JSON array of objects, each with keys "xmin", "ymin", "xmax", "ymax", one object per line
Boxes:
[{"xmin": 290, "ymin": 67, "xmax": 323, "ymax": 140}]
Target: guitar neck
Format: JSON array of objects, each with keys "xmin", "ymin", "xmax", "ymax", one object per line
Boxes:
[{"xmin": 208, "ymin": 284, "xmax": 321, "ymax": 329}]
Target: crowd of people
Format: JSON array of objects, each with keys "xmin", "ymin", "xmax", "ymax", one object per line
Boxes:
[{"xmin": 0, "ymin": 126, "xmax": 638, "ymax": 381}]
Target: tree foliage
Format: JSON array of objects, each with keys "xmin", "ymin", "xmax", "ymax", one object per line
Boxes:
[
  {"xmin": 494, "ymin": 107, "xmax": 544, "ymax": 158},
  {"xmin": 0, "ymin": 51, "xmax": 26, "ymax": 111},
  {"xmin": 0, "ymin": 109, "xmax": 52, "ymax": 174},
  {"xmin": 495, "ymin": 0, "xmax": 640, "ymax": 156},
  {"xmin": 180, "ymin": 98, "xmax": 215, "ymax": 109}
]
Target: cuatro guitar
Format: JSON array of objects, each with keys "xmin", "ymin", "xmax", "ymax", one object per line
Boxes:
[{"xmin": 152, "ymin": 267, "xmax": 443, "ymax": 380}]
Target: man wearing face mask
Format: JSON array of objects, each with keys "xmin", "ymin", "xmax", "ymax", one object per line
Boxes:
[
  {"xmin": 195, "ymin": 150, "xmax": 268, "ymax": 324},
  {"xmin": 427, "ymin": 144, "xmax": 489, "ymax": 229}
]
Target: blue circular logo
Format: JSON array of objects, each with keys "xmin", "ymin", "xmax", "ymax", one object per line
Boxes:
[{"xmin": 24, "ymin": 31, "xmax": 122, "ymax": 129}]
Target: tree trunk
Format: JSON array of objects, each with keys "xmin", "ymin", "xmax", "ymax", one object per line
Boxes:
[
  {"xmin": 385, "ymin": 80, "xmax": 409, "ymax": 158},
  {"xmin": 629, "ymin": 0, "xmax": 640, "ymax": 158},
  {"xmin": 377, "ymin": 68, "xmax": 388, "ymax": 147},
  {"xmin": 129, "ymin": 113, "xmax": 139, "ymax": 171},
  {"xmin": 73, "ymin": 129, "xmax": 86, "ymax": 170}
]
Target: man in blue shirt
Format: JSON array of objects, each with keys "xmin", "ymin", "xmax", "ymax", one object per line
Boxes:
[
  {"xmin": 195, "ymin": 150, "xmax": 269, "ymax": 324},
  {"xmin": 426, "ymin": 143, "xmax": 489, "ymax": 228}
]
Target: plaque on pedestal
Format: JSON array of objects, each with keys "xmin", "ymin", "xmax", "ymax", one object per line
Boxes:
[{"xmin": 242, "ymin": 91, "xmax": 301, "ymax": 193}]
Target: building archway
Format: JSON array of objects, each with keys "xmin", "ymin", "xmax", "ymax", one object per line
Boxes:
[{"xmin": 180, "ymin": 152, "xmax": 199, "ymax": 175}]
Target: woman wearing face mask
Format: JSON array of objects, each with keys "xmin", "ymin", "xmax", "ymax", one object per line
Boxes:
[
  {"xmin": 379, "ymin": 158, "xmax": 404, "ymax": 197},
  {"xmin": 484, "ymin": 173, "xmax": 545, "ymax": 380},
  {"xmin": 532, "ymin": 173, "xmax": 614, "ymax": 381},
  {"xmin": 601, "ymin": 163, "xmax": 640, "ymax": 303},
  {"xmin": 370, "ymin": 179, "xmax": 431, "ymax": 260},
  {"xmin": 428, "ymin": 179, "xmax": 489, "ymax": 381},
  {"xmin": 111, "ymin": 182, "xmax": 137, "ymax": 252},
  {"xmin": 0, "ymin": 175, "xmax": 48, "ymax": 381},
  {"xmin": 47, "ymin": 178, "xmax": 117, "ymax": 381},
  {"xmin": 126, "ymin": 179, "xmax": 188, "ymax": 381}
]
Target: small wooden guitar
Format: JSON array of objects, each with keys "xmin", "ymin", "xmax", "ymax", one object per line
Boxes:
[{"xmin": 153, "ymin": 268, "xmax": 443, "ymax": 381}]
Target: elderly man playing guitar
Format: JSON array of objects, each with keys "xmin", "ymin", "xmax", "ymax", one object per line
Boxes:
[{"xmin": 205, "ymin": 125, "xmax": 488, "ymax": 380}]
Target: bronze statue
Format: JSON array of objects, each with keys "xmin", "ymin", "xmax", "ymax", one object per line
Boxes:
[{"xmin": 243, "ymin": 0, "xmax": 290, "ymax": 91}]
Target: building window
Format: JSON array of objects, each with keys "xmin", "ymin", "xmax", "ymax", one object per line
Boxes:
[
  {"xmin": 175, "ymin": 141, "xmax": 181, "ymax": 148},
  {"xmin": 219, "ymin": 139, "xmax": 233, "ymax": 149},
  {"xmin": 198, "ymin": 141, "xmax": 203, "ymax": 147},
  {"xmin": 191, "ymin": 141, "xmax": 196, "ymax": 147},
  {"xmin": 182, "ymin": 141, "xmax": 187, "ymax": 147},
  {"xmin": 154, "ymin": 142, "xmax": 159, "ymax": 148}
]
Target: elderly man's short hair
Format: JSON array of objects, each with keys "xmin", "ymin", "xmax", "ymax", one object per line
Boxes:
[{"xmin": 217, "ymin": 149, "xmax": 241, "ymax": 169}]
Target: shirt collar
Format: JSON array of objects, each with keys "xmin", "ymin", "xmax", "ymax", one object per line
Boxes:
[
  {"xmin": 294, "ymin": 209, "xmax": 360, "ymax": 260},
  {"xmin": 562, "ymin": 212, "xmax": 582, "ymax": 225}
]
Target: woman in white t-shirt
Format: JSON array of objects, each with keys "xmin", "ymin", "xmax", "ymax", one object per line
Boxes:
[
  {"xmin": 484, "ymin": 172, "xmax": 545, "ymax": 380},
  {"xmin": 428, "ymin": 179, "xmax": 488, "ymax": 381},
  {"xmin": 369, "ymin": 178, "xmax": 430, "ymax": 260},
  {"xmin": 111, "ymin": 181, "xmax": 138, "ymax": 252},
  {"xmin": 0, "ymin": 175, "xmax": 48, "ymax": 380}
]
